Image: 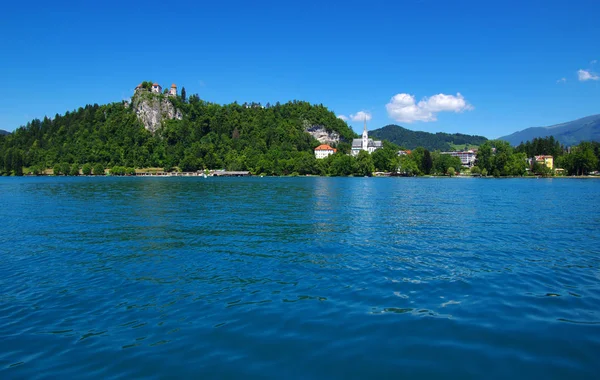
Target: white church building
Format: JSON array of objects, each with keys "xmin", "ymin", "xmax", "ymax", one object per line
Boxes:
[{"xmin": 351, "ymin": 119, "xmax": 382, "ymax": 156}]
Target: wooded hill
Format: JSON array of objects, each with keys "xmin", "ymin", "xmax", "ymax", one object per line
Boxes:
[
  {"xmin": 369, "ymin": 124, "xmax": 488, "ymax": 151},
  {"xmin": 0, "ymin": 93, "xmax": 361, "ymax": 175}
]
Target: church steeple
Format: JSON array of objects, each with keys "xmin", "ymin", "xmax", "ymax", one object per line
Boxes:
[{"xmin": 362, "ymin": 116, "xmax": 369, "ymax": 151}]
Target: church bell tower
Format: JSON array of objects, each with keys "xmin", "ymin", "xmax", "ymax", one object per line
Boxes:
[{"xmin": 362, "ymin": 117, "xmax": 369, "ymax": 151}]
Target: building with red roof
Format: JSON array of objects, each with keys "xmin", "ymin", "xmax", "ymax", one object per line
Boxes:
[{"xmin": 314, "ymin": 144, "xmax": 337, "ymax": 159}]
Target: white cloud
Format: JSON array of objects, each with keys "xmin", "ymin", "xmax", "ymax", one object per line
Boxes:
[
  {"xmin": 349, "ymin": 111, "xmax": 372, "ymax": 122},
  {"xmin": 385, "ymin": 92, "xmax": 473, "ymax": 123},
  {"xmin": 337, "ymin": 115, "xmax": 348, "ymax": 121},
  {"xmin": 578, "ymin": 69, "xmax": 599, "ymax": 81},
  {"xmin": 557, "ymin": 77, "xmax": 567, "ymax": 84}
]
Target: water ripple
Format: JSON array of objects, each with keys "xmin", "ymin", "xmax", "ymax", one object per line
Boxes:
[{"xmin": 0, "ymin": 177, "xmax": 599, "ymax": 378}]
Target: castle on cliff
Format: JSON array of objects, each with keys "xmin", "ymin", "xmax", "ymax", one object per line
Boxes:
[{"xmin": 135, "ymin": 82, "xmax": 177, "ymax": 97}]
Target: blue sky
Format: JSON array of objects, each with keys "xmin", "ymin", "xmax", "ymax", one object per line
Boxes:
[{"xmin": 1, "ymin": 0, "xmax": 598, "ymax": 138}]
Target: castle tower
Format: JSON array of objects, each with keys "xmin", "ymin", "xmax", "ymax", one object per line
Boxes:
[
  {"xmin": 362, "ymin": 117, "xmax": 369, "ymax": 151},
  {"xmin": 169, "ymin": 84, "xmax": 177, "ymax": 96},
  {"xmin": 151, "ymin": 83, "xmax": 162, "ymax": 93}
]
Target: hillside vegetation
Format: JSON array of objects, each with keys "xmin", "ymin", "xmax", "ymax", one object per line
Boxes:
[
  {"xmin": 0, "ymin": 93, "xmax": 362, "ymax": 175},
  {"xmin": 369, "ymin": 124, "xmax": 487, "ymax": 151}
]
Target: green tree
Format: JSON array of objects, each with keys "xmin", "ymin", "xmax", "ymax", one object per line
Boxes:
[
  {"xmin": 93, "ymin": 163, "xmax": 105, "ymax": 176},
  {"xmin": 82, "ymin": 163, "xmax": 92, "ymax": 175},
  {"xmin": 447, "ymin": 167, "xmax": 455, "ymax": 176},
  {"xmin": 355, "ymin": 150, "xmax": 375, "ymax": 176},
  {"xmin": 421, "ymin": 149, "xmax": 433, "ymax": 174},
  {"xmin": 181, "ymin": 87, "xmax": 186, "ymax": 103},
  {"xmin": 60, "ymin": 162, "xmax": 71, "ymax": 176},
  {"xmin": 70, "ymin": 164, "xmax": 80, "ymax": 176},
  {"xmin": 397, "ymin": 155, "xmax": 420, "ymax": 176},
  {"xmin": 53, "ymin": 164, "xmax": 62, "ymax": 176}
]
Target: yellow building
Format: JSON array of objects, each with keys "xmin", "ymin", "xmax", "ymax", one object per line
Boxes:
[{"xmin": 535, "ymin": 155, "xmax": 554, "ymax": 169}]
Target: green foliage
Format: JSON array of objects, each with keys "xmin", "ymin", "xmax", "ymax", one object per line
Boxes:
[
  {"xmin": 70, "ymin": 164, "xmax": 80, "ymax": 176},
  {"xmin": 515, "ymin": 136, "xmax": 564, "ymax": 158},
  {"xmin": 470, "ymin": 166, "xmax": 481, "ymax": 175},
  {"xmin": 0, "ymin": 98, "xmax": 360, "ymax": 176},
  {"xmin": 53, "ymin": 164, "xmax": 61, "ymax": 176},
  {"xmin": 26, "ymin": 165, "xmax": 41, "ymax": 175},
  {"xmin": 370, "ymin": 124, "xmax": 487, "ymax": 151},
  {"xmin": 422, "ymin": 149, "xmax": 433, "ymax": 174},
  {"xmin": 397, "ymin": 155, "xmax": 420, "ymax": 176},
  {"xmin": 447, "ymin": 167, "xmax": 455, "ymax": 176},
  {"xmin": 371, "ymin": 141, "xmax": 401, "ymax": 172},
  {"xmin": 355, "ymin": 150, "xmax": 375, "ymax": 176},
  {"xmin": 558, "ymin": 142, "xmax": 599, "ymax": 175},
  {"xmin": 93, "ymin": 163, "xmax": 105, "ymax": 176},
  {"xmin": 140, "ymin": 81, "xmax": 153, "ymax": 91},
  {"xmin": 1, "ymin": 148, "xmax": 24, "ymax": 176},
  {"xmin": 82, "ymin": 163, "xmax": 92, "ymax": 175},
  {"xmin": 432, "ymin": 153, "xmax": 461, "ymax": 175},
  {"xmin": 475, "ymin": 140, "xmax": 527, "ymax": 177},
  {"xmin": 60, "ymin": 162, "xmax": 71, "ymax": 176}
]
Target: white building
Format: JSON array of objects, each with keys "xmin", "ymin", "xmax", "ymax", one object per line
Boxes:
[
  {"xmin": 351, "ymin": 119, "xmax": 382, "ymax": 156},
  {"xmin": 151, "ymin": 83, "xmax": 162, "ymax": 93},
  {"xmin": 440, "ymin": 150, "xmax": 477, "ymax": 167},
  {"xmin": 169, "ymin": 83, "xmax": 177, "ymax": 96},
  {"xmin": 314, "ymin": 144, "xmax": 337, "ymax": 159}
]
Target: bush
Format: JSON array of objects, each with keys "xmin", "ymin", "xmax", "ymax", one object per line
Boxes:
[
  {"xmin": 109, "ymin": 166, "xmax": 124, "ymax": 176},
  {"xmin": 82, "ymin": 163, "xmax": 92, "ymax": 175},
  {"xmin": 53, "ymin": 164, "xmax": 62, "ymax": 176},
  {"xmin": 60, "ymin": 162, "xmax": 71, "ymax": 176},
  {"xmin": 447, "ymin": 167, "xmax": 455, "ymax": 176},
  {"xmin": 27, "ymin": 166, "xmax": 41, "ymax": 175},
  {"xmin": 70, "ymin": 164, "xmax": 80, "ymax": 176},
  {"xmin": 93, "ymin": 163, "xmax": 105, "ymax": 176}
]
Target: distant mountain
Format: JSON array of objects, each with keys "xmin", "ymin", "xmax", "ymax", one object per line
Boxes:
[
  {"xmin": 0, "ymin": 129, "xmax": 10, "ymax": 136},
  {"xmin": 499, "ymin": 114, "xmax": 600, "ymax": 146},
  {"xmin": 369, "ymin": 124, "xmax": 488, "ymax": 151}
]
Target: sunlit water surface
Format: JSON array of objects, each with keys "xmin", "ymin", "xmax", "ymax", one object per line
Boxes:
[{"xmin": 1, "ymin": 177, "xmax": 599, "ymax": 378}]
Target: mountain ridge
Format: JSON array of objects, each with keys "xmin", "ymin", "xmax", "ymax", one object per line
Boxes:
[
  {"xmin": 499, "ymin": 114, "xmax": 600, "ymax": 146},
  {"xmin": 369, "ymin": 124, "xmax": 487, "ymax": 151}
]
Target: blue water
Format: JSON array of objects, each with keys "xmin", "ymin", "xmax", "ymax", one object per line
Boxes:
[{"xmin": 1, "ymin": 177, "xmax": 599, "ymax": 378}]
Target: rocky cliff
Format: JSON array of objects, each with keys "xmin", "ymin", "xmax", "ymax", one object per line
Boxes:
[
  {"xmin": 304, "ymin": 123, "xmax": 340, "ymax": 145},
  {"xmin": 131, "ymin": 92, "xmax": 182, "ymax": 133}
]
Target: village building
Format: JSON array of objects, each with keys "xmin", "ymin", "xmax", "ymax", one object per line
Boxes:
[
  {"xmin": 314, "ymin": 144, "xmax": 337, "ymax": 159},
  {"xmin": 397, "ymin": 150, "xmax": 412, "ymax": 156},
  {"xmin": 534, "ymin": 155, "xmax": 554, "ymax": 169},
  {"xmin": 526, "ymin": 155, "xmax": 554, "ymax": 170},
  {"xmin": 152, "ymin": 83, "xmax": 162, "ymax": 93},
  {"xmin": 351, "ymin": 119, "xmax": 382, "ymax": 156},
  {"xmin": 169, "ymin": 84, "xmax": 177, "ymax": 96},
  {"xmin": 441, "ymin": 150, "xmax": 477, "ymax": 167}
]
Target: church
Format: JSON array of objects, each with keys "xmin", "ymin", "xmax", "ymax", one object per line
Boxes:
[{"xmin": 351, "ymin": 119, "xmax": 382, "ymax": 156}]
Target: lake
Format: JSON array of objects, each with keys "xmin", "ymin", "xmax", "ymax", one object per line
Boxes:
[{"xmin": 1, "ymin": 176, "xmax": 599, "ymax": 378}]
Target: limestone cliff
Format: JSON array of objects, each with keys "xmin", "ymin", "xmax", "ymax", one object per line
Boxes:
[
  {"xmin": 304, "ymin": 122, "xmax": 340, "ymax": 145},
  {"xmin": 131, "ymin": 92, "xmax": 183, "ymax": 133}
]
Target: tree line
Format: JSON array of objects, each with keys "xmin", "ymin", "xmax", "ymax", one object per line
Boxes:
[
  {"xmin": 2, "ymin": 94, "xmax": 598, "ymax": 177},
  {"xmin": 472, "ymin": 137, "xmax": 600, "ymax": 176}
]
